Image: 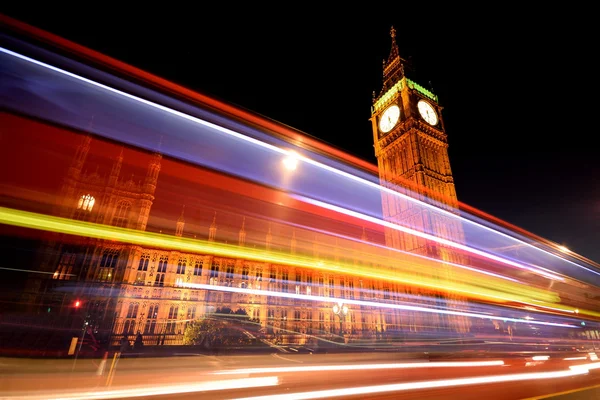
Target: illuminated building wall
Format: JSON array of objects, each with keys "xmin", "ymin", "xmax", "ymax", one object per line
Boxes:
[
  {"xmin": 370, "ymin": 27, "xmax": 470, "ymax": 333},
  {"xmin": 15, "ymin": 30, "xmax": 477, "ymax": 346}
]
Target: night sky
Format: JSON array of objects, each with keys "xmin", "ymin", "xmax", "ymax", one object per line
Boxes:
[{"xmin": 1, "ymin": 7, "xmax": 598, "ymax": 262}]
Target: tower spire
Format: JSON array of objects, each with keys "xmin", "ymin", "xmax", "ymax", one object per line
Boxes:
[
  {"xmin": 176, "ymin": 205, "xmax": 185, "ymax": 237},
  {"xmin": 208, "ymin": 212, "xmax": 217, "ymax": 242},
  {"xmin": 239, "ymin": 217, "xmax": 246, "ymax": 247},
  {"xmin": 109, "ymin": 146, "xmax": 124, "ymax": 186},
  {"xmin": 387, "ymin": 26, "xmax": 399, "ymax": 64},
  {"xmin": 69, "ymin": 134, "xmax": 92, "ymax": 179},
  {"xmin": 144, "ymin": 137, "xmax": 162, "ymax": 195},
  {"xmin": 382, "ymin": 25, "xmax": 405, "ymax": 89}
]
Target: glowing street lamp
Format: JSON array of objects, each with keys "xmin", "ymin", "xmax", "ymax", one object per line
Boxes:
[
  {"xmin": 332, "ymin": 301, "xmax": 349, "ymax": 335},
  {"xmin": 282, "ymin": 151, "xmax": 299, "ymax": 171}
]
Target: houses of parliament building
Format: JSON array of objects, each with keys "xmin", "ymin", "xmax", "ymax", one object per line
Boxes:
[{"xmin": 21, "ymin": 27, "xmax": 471, "ymax": 347}]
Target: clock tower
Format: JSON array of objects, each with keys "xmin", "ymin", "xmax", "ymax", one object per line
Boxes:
[{"xmin": 371, "ymin": 27, "xmax": 469, "ymax": 333}]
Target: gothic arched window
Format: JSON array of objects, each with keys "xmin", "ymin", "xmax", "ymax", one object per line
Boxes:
[
  {"xmin": 154, "ymin": 256, "xmax": 167, "ymax": 287},
  {"xmin": 74, "ymin": 194, "xmax": 95, "ymax": 220},
  {"xmin": 78, "ymin": 194, "xmax": 95, "ymax": 212},
  {"xmin": 54, "ymin": 247, "xmax": 77, "ymax": 280},
  {"xmin": 123, "ymin": 303, "xmax": 139, "ymax": 334},
  {"xmin": 135, "ymin": 253, "xmax": 150, "ymax": 285},
  {"xmin": 96, "ymin": 248, "xmax": 119, "ymax": 281},
  {"xmin": 112, "ymin": 201, "xmax": 131, "ymax": 228}
]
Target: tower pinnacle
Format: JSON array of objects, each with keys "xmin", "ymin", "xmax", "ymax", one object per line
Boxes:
[
  {"xmin": 381, "ymin": 25, "xmax": 404, "ymax": 89},
  {"xmin": 208, "ymin": 212, "xmax": 217, "ymax": 242},
  {"xmin": 176, "ymin": 205, "xmax": 185, "ymax": 237},
  {"xmin": 239, "ymin": 217, "xmax": 246, "ymax": 247}
]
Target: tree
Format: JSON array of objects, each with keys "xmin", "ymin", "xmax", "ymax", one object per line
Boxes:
[
  {"xmin": 183, "ymin": 308, "xmax": 256, "ymax": 348},
  {"xmin": 182, "ymin": 318, "xmax": 221, "ymax": 348}
]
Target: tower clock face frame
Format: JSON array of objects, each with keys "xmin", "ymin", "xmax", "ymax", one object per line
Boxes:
[
  {"xmin": 417, "ymin": 100, "xmax": 438, "ymax": 126},
  {"xmin": 379, "ymin": 104, "xmax": 400, "ymax": 133}
]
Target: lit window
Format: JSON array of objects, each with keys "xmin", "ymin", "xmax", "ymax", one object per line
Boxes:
[
  {"xmin": 74, "ymin": 194, "xmax": 95, "ymax": 220},
  {"xmin": 77, "ymin": 194, "xmax": 95, "ymax": 212},
  {"xmin": 96, "ymin": 248, "xmax": 119, "ymax": 281}
]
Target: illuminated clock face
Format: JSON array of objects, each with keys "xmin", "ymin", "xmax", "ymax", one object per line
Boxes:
[
  {"xmin": 379, "ymin": 105, "xmax": 400, "ymax": 133},
  {"xmin": 417, "ymin": 100, "xmax": 438, "ymax": 126}
]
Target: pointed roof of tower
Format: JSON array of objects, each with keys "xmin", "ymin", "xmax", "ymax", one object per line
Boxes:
[
  {"xmin": 210, "ymin": 212, "xmax": 217, "ymax": 228},
  {"xmin": 380, "ymin": 25, "xmax": 406, "ymax": 96},
  {"xmin": 238, "ymin": 217, "xmax": 246, "ymax": 246},
  {"xmin": 386, "ymin": 26, "xmax": 400, "ymax": 65},
  {"xmin": 178, "ymin": 205, "xmax": 185, "ymax": 223}
]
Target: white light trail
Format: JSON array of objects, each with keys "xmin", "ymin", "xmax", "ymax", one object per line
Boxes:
[
  {"xmin": 294, "ymin": 194, "xmax": 565, "ymax": 281},
  {"xmin": 1, "ymin": 376, "xmax": 279, "ymax": 400},
  {"xmin": 177, "ymin": 281, "xmax": 578, "ymax": 328},
  {"xmin": 532, "ymin": 356, "xmax": 549, "ymax": 361},
  {"xmin": 233, "ymin": 367, "xmax": 593, "ymax": 400},
  {"xmin": 214, "ymin": 360, "xmax": 504, "ymax": 375},
  {"xmin": 2, "ymin": 45, "xmax": 597, "ymax": 281}
]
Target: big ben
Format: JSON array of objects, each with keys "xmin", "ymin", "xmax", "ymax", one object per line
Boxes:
[{"xmin": 371, "ymin": 27, "xmax": 469, "ymax": 333}]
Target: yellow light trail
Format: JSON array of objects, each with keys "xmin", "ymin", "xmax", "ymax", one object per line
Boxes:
[{"xmin": 0, "ymin": 206, "xmax": 582, "ymax": 313}]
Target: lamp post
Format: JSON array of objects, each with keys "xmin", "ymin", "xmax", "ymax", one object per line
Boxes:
[
  {"xmin": 71, "ymin": 300, "xmax": 90, "ymax": 372},
  {"xmin": 332, "ymin": 301, "xmax": 349, "ymax": 336}
]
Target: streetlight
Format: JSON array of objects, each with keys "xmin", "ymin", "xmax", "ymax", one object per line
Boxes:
[
  {"xmin": 282, "ymin": 151, "xmax": 299, "ymax": 171},
  {"xmin": 332, "ymin": 301, "xmax": 349, "ymax": 336}
]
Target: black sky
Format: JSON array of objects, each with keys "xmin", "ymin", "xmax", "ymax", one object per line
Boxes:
[{"xmin": 1, "ymin": 7, "xmax": 598, "ymax": 262}]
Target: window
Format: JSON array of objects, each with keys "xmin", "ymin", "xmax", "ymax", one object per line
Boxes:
[
  {"xmin": 348, "ymin": 280, "xmax": 354, "ymax": 299},
  {"xmin": 193, "ymin": 260, "xmax": 203, "ymax": 276},
  {"xmin": 77, "ymin": 194, "xmax": 95, "ymax": 212},
  {"xmin": 123, "ymin": 303, "xmax": 139, "ymax": 334},
  {"xmin": 210, "ymin": 261, "xmax": 219, "ymax": 278},
  {"xmin": 255, "ymin": 270, "xmax": 262, "ymax": 290},
  {"xmin": 281, "ymin": 271, "xmax": 288, "ymax": 293},
  {"xmin": 166, "ymin": 305, "xmax": 179, "ymax": 334},
  {"xmin": 384, "ymin": 288, "xmax": 390, "ymax": 300},
  {"xmin": 242, "ymin": 265, "xmax": 249, "ymax": 281},
  {"xmin": 176, "ymin": 258, "xmax": 186, "ymax": 275},
  {"xmin": 74, "ymin": 194, "xmax": 95, "ymax": 221},
  {"xmin": 225, "ymin": 262, "xmax": 234, "ymax": 280},
  {"xmin": 112, "ymin": 201, "xmax": 131, "ymax": 228},
  {"xmin": 138, "ymin": 254, "xmax": 149, "ymax": 271},
  {"xmin": 186, "ymin": 305, "xmax": 197, "ymax": 329},
  {"xmin": 54, "ymin": 248, "xmax": 76, "ymax": 280},
  {"xmin": 154, "ymin": 256, "xmax": 167, "ymax": 286},
  {"xmin": 295, "ymin": 274, "xmax": 301, "ymax": 294},
  {"xmin": 136, "ymin": 253, "xmax": 149, "ymax": 285},
  {"xmin": 97, "ymin": 249, "xmax": 119, "ymax": 281},
  {"xmin": 144, "ymin": 305, "xmax": 158, "ymax": 334},
  {"xmin": 318, "ymin": 311, "xmax": 325, "ymax": 332}
]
